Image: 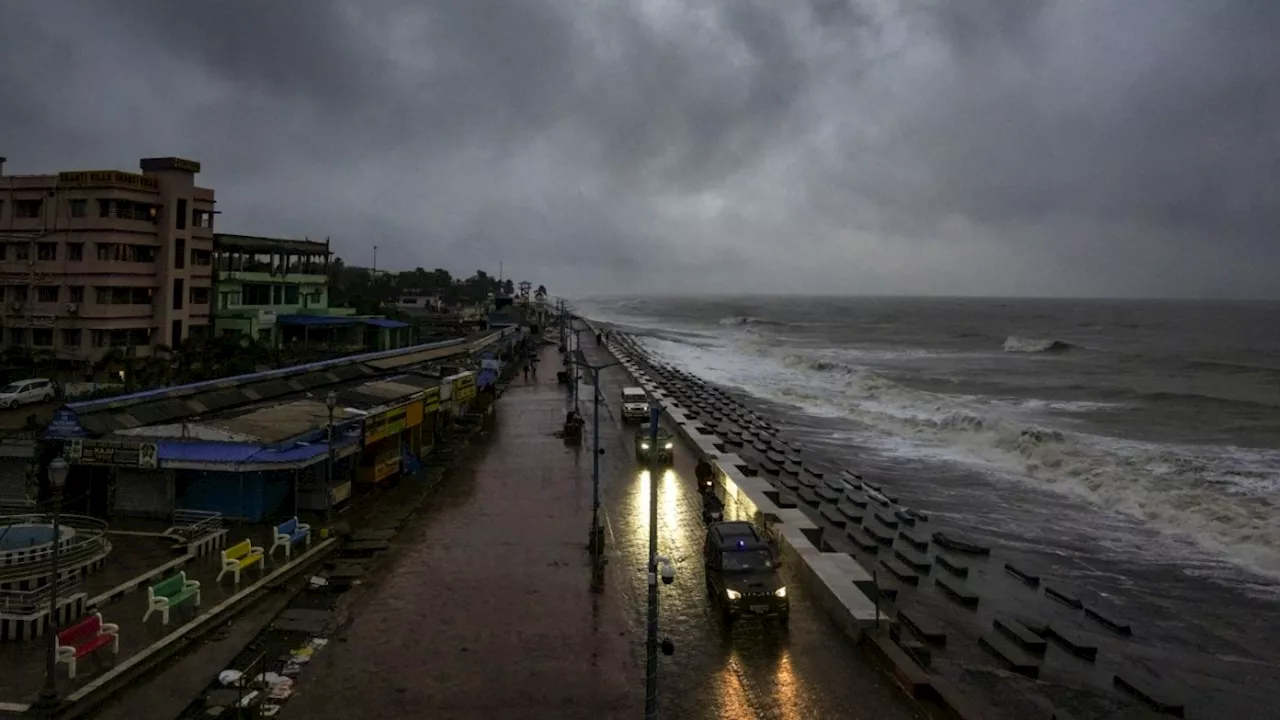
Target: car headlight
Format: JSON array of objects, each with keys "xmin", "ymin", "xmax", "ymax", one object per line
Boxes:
[
  {"xmin": 664, "ymin": 442, "xmax": 673, "ymax": 450},
  {"xmin": 726, "ymin": 589, "xmax": 742, "ymax": 600},
  {"xmin": 774, "ymin": 587, "xmax": 787, "ymax": 598},
  {"xmin": 641, "ymin": 443, "xmax": 650, "ymax": 450}
]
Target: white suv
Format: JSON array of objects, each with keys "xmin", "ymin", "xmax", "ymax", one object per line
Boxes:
[
  {"xmin": 0, "ymin": 378, "xmax": 57, "ymax": 409},
  {"xmin": 621, "ymin": 387, "xmax": 650, "ymax": 421}
]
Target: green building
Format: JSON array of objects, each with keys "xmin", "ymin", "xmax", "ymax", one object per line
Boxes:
[{"xmin": 213, "ymin": 234, "xmax": 408, "ymax": 351}]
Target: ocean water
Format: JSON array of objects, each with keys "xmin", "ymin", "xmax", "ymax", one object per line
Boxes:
[{"xmin": 574, "ymin": 295, "xmax": 1280, "ymax": 586}]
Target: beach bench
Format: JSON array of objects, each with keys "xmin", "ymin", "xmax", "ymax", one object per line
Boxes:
[
  {"xmin": 143, "ymin": 571, "xmax": 201, "ymax": 625},
  {"xmin": 271, "ymin": 516, "xmax": 312, "ymax": 561},
  {"xmin": 56, "ymin": 612, "xmax": 119, "ymax": 679},
  {"xmin": 217, "ymin": 538, "xmax": 265, "ymax": 585}
]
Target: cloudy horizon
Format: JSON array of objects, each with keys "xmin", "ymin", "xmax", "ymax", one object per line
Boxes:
[{"xmin": 2, "ymin": 1, "xmax": 1277, "ymax": 299}]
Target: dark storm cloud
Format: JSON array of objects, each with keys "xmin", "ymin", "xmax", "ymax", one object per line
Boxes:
[{"xmin": 1, "ymin": 0, "xmax": 1278, "ymax": 297}]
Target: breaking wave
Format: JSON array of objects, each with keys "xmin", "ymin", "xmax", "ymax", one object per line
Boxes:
[
  {"xmin": 1003, "ymin": 335, "xmax": 1075, "ymax": 353},
  {"xmin": 632, "ymin": 331, "xmax": 1280, "ymax": 582},
  {"xmin": 717, "ymin": 315, "xmax": 785, "ymax": 327}
]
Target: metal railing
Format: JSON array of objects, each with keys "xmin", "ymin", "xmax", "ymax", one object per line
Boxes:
[
  {"xmin": 165, "ymin": 509, "xmax": 223, "ymax": 543},
  {"xmin": 0, "ymin": 514, "xmax": 111, "ymax": 583},
  {"xmin": 0, "ymin": 578, "xmax": 83, "ymax": 615}
]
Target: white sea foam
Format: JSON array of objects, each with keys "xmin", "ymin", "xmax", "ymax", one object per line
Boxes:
[{"xmin": 635, "ymin": 329, "xmax": 1280, "ymax": 582}]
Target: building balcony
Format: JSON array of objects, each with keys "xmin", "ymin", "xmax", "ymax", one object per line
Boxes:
[{"xmin": 216, "ymin": 270, "xmax": 328, "ymax": 284}]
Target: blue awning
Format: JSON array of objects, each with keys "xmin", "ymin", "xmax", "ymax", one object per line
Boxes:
[
  {"xmin": 276, "ymin": 314, "xmax": 358, "ymax": 326},
  {"xmin": 362, "ymin": 317, "xmax": 409, "ymax": 329}
]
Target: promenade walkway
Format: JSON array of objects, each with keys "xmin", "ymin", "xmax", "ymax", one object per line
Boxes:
[
  {"xmin": 282, "ymin": 337, "xmax": 925, "ymax": 719},
  {"xmin": 281, "ymin": 343, "xmax": 639, "ymax": 720}
]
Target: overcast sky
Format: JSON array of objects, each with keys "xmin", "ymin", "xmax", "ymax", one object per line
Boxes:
[{"xmin": 2, "ymin": 1, "xmax": 1277, "ymax": 298}]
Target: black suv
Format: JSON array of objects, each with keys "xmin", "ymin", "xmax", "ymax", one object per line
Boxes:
[
  {"xmin": 703, "ymin": 521, "xmax": 788, "ymax": 626},
  {"xmin": 634, "ymin": 423, "xmax": 674, "ymax": 466}
]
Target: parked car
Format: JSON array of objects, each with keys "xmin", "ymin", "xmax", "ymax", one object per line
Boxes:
[
  {"xmin": 0, "ymin": 378, "xmax": 57, "ymax": 409},
  {"xmin": 703, "ymin": 521, "xmax": 788, "ymax": 627}
]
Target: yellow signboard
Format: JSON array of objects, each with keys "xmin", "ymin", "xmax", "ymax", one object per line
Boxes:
[
  {"xmin": 452, "ymin": 374, "xmax": 477, "ymax": 404},
  {"xmin": 364, "ymin": 406, "xmax": 408, "ymax": 445},
  {"xmin": 405, "ymin": 400, "xmax": 424, "ymax": 429},
  {"xmin": 57, "ymin": 170, "xmax": 159, "ymax": 191},
  {"xmin": 422, "ymin": 386, "xmax": 441, "ymax": 413}
]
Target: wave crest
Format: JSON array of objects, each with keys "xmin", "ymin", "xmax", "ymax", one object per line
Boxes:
[
  {"xmin": 717, "ymin": 315, "xmax": 783, "ymax": 327},
  {"xmin": 1003, "ymin": 336, "xmax": 1075, "ymax": 353}
]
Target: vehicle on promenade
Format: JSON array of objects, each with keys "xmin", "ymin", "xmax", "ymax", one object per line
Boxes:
[
  {"xmin": 634, "ymin": 423, "xmax": 674, "ymax": 465},
  {"xmin": 703, "ymin": 521, "xmax": 788, "ymax": 627},
  {"xmin": 620, "ymin": 386, "xmax": 649, "ymax": 421}
]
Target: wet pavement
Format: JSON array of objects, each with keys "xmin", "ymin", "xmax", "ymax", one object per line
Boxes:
[
  {"xmin": 607, "ymin": 330, "xmax": 1280, "ymax": 720},
  {"xmin": 279, "ymin": 339, "xmax": 925, "ymax": 720},
  {"xmin": 0, "ymin": 527, "xmax": 283, "ymax": 706}
]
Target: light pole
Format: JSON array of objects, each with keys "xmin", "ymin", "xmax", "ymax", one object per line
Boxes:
[
  {"xmin": 644, "ymin": 404, "xmax": 664, "ymax": 719},
  {"xmin": 567, "ymin": 356, "xmax": 620, "ymax": 579},
  {"xmin": 36, "ymin": 456, "xmax": 69, "ymax": 711},
  {"xmin": 325, "ymin": 391, "xmax": 338, "ymax": 529},
  {"xmin": 569, "ymin": 328, "xmax": 584, "ymax": 410}
]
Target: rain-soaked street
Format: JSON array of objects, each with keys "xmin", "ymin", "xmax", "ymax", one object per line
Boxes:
[{"xmin": 280, "ymin": 341, "xmax": 924, "ymax": 720}]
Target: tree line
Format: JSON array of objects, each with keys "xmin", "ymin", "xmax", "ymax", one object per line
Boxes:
[{"xmin": 327, "ymin": 259, "xmax": 546, "ymax": 315}]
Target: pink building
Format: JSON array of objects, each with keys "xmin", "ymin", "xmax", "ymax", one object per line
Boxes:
[{"xmin": 0, "ymin": 156, "xmax": 216, "ymax": 363}]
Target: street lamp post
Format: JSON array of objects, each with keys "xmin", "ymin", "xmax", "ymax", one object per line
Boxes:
[
  {"xmin": 325, "ymin": 391, "xmax": 338, "ymax": 529},
  {"xmin": 569, "ymin": 328, "xmax": 584, "ymax": 410},
  {"xmin": 644, "ymin": 405, "xmax": 662, "ymax": 719},
  {"xmin": 567, "ymin": 357, "xmax": 620, "ymax": 573},
  {"xmin": 36, "ymin": 456, "xmax": 70, "ymax": 711}
]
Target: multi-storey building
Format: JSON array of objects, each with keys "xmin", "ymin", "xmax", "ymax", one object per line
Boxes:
[
  {"xmin": 0, "ymin": 156, "xmax": 215, "ymax": 363},
  {"xmin": 212, "ymin": 233, "xmax": 333, "ymax": 344},
  {"xmin": 212, "ymin": 233, "xmax": 410, "ymax": 352}
]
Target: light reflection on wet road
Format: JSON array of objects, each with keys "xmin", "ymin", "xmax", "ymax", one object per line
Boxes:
[
  {"xmin": 590, "ymin": 340, "xmax": 924, "ymax": 720},
  {"xmin": 280, "ymin": 341, "xmax": 924, "ymax": 719}
]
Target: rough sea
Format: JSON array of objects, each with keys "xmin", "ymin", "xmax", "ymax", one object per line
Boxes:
[{"xmin": 575, "ymin": 295, "xmax": 1280, "ymax": 593}]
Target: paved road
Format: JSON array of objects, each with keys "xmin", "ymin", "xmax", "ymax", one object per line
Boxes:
[
  {"xmin": 0, "ymin": 400, "xmax": 56, "ymax": 430},
  {"xmin": 582, "ymin": 338, "xmax": 923, "ymax": 720},
  {"xmin": 280, "ymin": 341, "xmax": 924, "ymax": 719}
]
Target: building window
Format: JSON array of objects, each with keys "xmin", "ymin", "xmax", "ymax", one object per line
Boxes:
[
  {"xmin": 37, "ymin": 243, "xmax": 57, "ymax": 261},
  {"xmin": 15, "ymin": 200, "xmax": 41, "ymax": 218},
  {"xmin": 192, "ymin": 248, "xmax": 211, "ymax": 266},
  {"xmin": 92, "ymin": 328, "xmax": 151, "ymax": 348},
  {"xmin": 174, "ymin": 238, "xmax": 185, "ymax": 269},
  {"xmin": 171, "ymin": 319, "xmax": 183, "ymax": 345},
  {"xmin": 32, "ymin": 328, "xmax": 54, "ymax": 347},
  {"xmin": 176, "ymin": 199, "xmax": 187, "ymax": 230},
  {"xmin": 11, "ymin": 286, "xmax": 27, "ymax": 304},
  {"xmin": 15, "ymin": 244, "xmax": 30, "ymax": 261},
  {"xmin": 172, "ymin": 278, "xmax": 184, "ymax": 310},
  {"xmin": 96, "ymin": 243, "xmax": 157, "ymax": 263},
  {"xmin": 273, "ymin": 285, "xmax": 284, "ymax": 305},
  {"xmin": 0, "ymin": 244, "xmax": 6, "ymax": 261},
  {"xmin": 284, "ymin": 285, "xmax": 299, "ymax": 305},
  {"xmin": 69, "ymin": 199, "xmax": 87, "ymax": 218},
  {"xmin": 193, "ymin": 209, "xmax": 214, "ymax": 229},
  {"xmin": 69, "ymin": 286, "xmax": 84, "ymax": 303},
  {"xmin": 67, "ymin": 243, "xmax": 83, "ymax": 261},
  {"xmin": 36, "ymin": 286, "xmax": 59, "ymax": 303},
  {"xmin": 10, "ymin": 328, "xmax": 25, "ymax": 346},
  {"xmin": 61, "ymin": 329, "xmax": 82, "ymax": 348},
  {"xmin": 95, "ymin": 286, "xmax": 153, "ymax": 305},
  {"xmin": 97, "ymin": 199, "xmax": 159, "ymax": 222},
  {"xmin": 190, "ymin": 286, "xmax": 210, "ymax": 305},
  {"xmin": 242, "ymin": 283, "xmax": 271, "ymax": 306}
]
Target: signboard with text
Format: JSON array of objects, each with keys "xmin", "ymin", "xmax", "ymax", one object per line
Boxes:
[
  {"xmin": 67, "ymin": 439, "xmax": 159, "ymax": 469},
  {"xmin": 364, "ymin": 406, "xmax": 408, "ymax": 446},
  {"xmin": 421, "ymin": 386, "xmax": 441, "ymax": 413},
  {"xmin": 452, "ymin": 373, "xmax": 477, "ymax": 404},
  {"xmin": 57, "ymin": 170, "xmax": 159, "ymax": 191}
]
